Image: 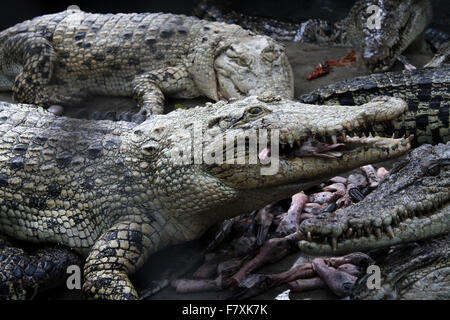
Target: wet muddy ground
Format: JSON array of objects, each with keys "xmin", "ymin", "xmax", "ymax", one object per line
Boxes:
[{"xmin": 0, "ymin": 41, "xmax": 434, "ymax": 300}]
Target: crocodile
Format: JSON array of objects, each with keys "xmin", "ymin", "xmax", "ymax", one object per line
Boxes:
[
  {"xmin": 425, "ymin": 41, "xmax": 450, "ymax": 68},
  {"xmin": 0, "ymin": 9, "xmax": 294, "ymax": 119},
  {"xmin": 0, "ymin": 95, "xmax": 410, "ymax": 299},
  {"xmin": 0, "ymin": 236, "xmax": 82, "ymax": 300},
  {"xmin": 298, "ymin": 66, "xmax": 450, "ymax": 147},
  {"xmin": 194, "ymin": 0, "xmax": 433, "ymax": 71},
  {"xmin": 299, "ymin": 142, "xmax": 450, "ymax": 255},
  {"xmin": 352, "ymin": 235, "xmax": 449, "ymax": 300}
]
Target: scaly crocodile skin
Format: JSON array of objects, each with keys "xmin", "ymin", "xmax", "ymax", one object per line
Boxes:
[
  {"xmin": 352, "ymin": 235, "xmax": 449, "ymax": 300},
  {"xmin": 299, "ymin": 142, "xmax": 450, "ymax": 255},
  {"xmin": 0, "ymin": 9, "xmax": 294, "ymax": 117},
  {"xmin": 0, "ymin": 95, "xmax": 410, "ymax": 299},
  {"xmin": 298, "ymin": 66, "xmax": 450, "ymax": 147},
  {"xmin": 0, "ymin": 236, "xmax": 81, "ymax": 300}
]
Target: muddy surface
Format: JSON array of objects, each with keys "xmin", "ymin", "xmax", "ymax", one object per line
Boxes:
[{"xmin": 0, "ymin": 41, "xmax": 434, "ymax": 300}]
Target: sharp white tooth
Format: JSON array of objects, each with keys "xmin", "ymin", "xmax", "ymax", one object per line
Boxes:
[
  {"xmin": 386, "ymin": 226, "xmax": 395, "ymax": 239},
  {"xmin": 288, "ymin": 136, "xmax": 294, "ymax": 148},
  {"xmin": 369, "ymin": 132, "xmax": 373, "ymax": 138},
  {"xmin": 331, "ymin": 237, "xmax": 337, "ymax": 251},
  {"xmin": 307, "ymin": 232, "xmax": 312, "ymax": 242},
  {"xmin": 346, "ymin": 228, "xmax": 353, "ymax": 238},
  {"xmin": 375, "ymin": 228, "xmax": 382, "ymax": 239},
  {"xmin": 331, "ymin": 135, "xmax": 337, "ymax": 144}
]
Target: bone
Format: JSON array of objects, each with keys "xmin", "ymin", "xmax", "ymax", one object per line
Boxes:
[
  {"xmin": 276, "ymin": 192, "xmax": 308, "ymax": 236},
  {"xmin": 326, "ymin": 252, "xmax": 374, "ymax": 269},
  {"xmin": 265, "ymin": 262, "xmax": 315, "ymax": 286},
  {"xmin": 347, "ymin": 173, "xmax": 368, "ymax": 189},
  {"xmin": 322, "ymin": 183, "xmax": 347, "ymax": 195},
  {"xmin": 336, "ymin": 184, "xmax": 354, "ymax": 208},
  {"xmin": 255, "ymin": 205, "xmax": 275, "ymax": 246},
  {"xmin": 171, "ymin": 277, "xmax": 223, "ymax": 293},
  {"xmin": 376, "ymin": 167, "xmax": 389, "ymax": 181},
  {"xmin": 288, "ymin": 277, "xmax": 327, "ymax": 292},
  {"xmin": 231, "ymin": 233, "xmax": 298, "ymax": 286},
  {"xmin": 329, "ymin": 176, "xmax": 347, "ymax": 184},
  {"xmin": 312, "ymin": 258, "xmax": 358, "ymax": 298},
  {"xmin": 47, "ymin": 105, "xmax": 64, "ymax": 116},
  {"xmin": 308, "ymin": 191, "xmax": 334, "ymax": 204},
  {"xmin": 303, "ymin": 202, "xmax": 326, "ymax": 214},
  {"xmin": 299, "ymin": 213, "xmax": 316, "ymax": 222},
  {"xmin": 360, "ymin": 165, "xmax": 381, "ymax": 188}
]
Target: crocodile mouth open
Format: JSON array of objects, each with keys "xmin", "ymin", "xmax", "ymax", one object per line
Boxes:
[{"xmin": 260, "ymin": 112, "xmax": 410, "ymax": 163}]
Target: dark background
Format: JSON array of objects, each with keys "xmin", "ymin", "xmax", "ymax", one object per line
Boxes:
[{"xmin": 1, "ymin": 0, "xmax": 448, "ymax": 32}]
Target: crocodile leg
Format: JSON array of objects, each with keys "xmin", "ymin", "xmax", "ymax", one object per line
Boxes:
[
  {"xmin": 82, "ymin": 218, "xmax": 167, "ymax": 300},
  {"xmin": 131, "ymin": 66, "xmax": 198, "ymax": 117},
  {"xmin": 2, "ymin": 33, "xmax": 85, "ymax": 106},
  {"xmin": 0, "ymin": 74, "xmax": 13, "ymax": 91},
  {"xmin": 0, "ymin": 239, "xmax": 82, "ymax": 300}
]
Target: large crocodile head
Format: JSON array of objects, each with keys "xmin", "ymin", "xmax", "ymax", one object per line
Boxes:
[
  {"xmin": 351, "ymin": 0, "xmax": 433, "ymax": 71},
  {"xmin": 214, "ymin": 35, "xmax": 294, "ymax": 100},
  {"xmin": 189, "ymin": 23, "xmax": 294, "ymax": 102},
  {"xmin": 299, "ymin": 142, "xmax": 450, "ymax": 255},
  {"xmin": 128, "ymin": 95, "xmax": 410, "ymax": 241}
]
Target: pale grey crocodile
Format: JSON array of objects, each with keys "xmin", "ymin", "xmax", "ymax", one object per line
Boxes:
[
  {"xmin": 0, "ymin": 9, "xmax": 294, "ymax": 119},
  {"xmin": 0, "ymin": 95, "xmax": 410, "ymax": 299}
]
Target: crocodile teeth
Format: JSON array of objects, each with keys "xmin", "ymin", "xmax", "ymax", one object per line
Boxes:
[
  {"xmin": 386, "ymin": 226, "xmax": 395, "ymax": 239},
  {"xmin": 307, "ymin": 232, "xmax": 312, "ymax": 242},
  {"xmin": 331, "ymin": 135, "xmax": 337, "ymax": 144},
  {"xmin": 331, "ymin": 237, "xmax": 337, "ymax": 251},
  {"xmin": 375, "ymin": 228, "xmax": 382, "ymax": 239},
  {"xmin": 346, "ymin": 228, "xmax": 353, "ymax": 238}
]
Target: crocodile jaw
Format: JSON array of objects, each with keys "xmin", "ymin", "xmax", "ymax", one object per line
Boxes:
[
  {"xmin": 299, "ymin": 204, "xmax": 449, "ymax": 255},
  {"xmin": 203, "ymin": 95, "xmax": 410, "ymax": 190},
  {"xmin": 299, "ymin": 143, "xmax": 450, "ymax": 255}
]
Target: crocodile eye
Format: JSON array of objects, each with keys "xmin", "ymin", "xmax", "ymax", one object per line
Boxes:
[
  {"xmin": 427, "ymin": 163, "xmax": 440, "ymax": 176},
  {"xmin": 141, "ymin": 141, "xmax": 159, "ymax": 157},
  {"xmin": 247, "ymin": 106, "xmax": 264, "ymax": 115},
  {"xmin": 238, "ymin": 55, "xmax": 249, "ymax": 67},
  {"xmin": 263, "ymin": 51, "xmax": 275, "ymax": 62}
]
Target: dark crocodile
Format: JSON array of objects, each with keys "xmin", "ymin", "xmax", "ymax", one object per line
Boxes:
[
  {"xmin": 352, "ymin": 235, "xmax": 449, "ymax": 300},
  {"xmin": 299, "ymin": 142, "xmax": 449, "ymax": 255},
  {"xmin": 0, "ymin": 9, "xmax": 294, "ymax": 118},
  {"xmin": 298, "ymin": 66, "xmax": 450, "ymax": 147},
  {"xmin": 0, "ymin": 95, "xmax": 411, "ymax": 299},
  {"xmin": 194, "ymin": 0, "xmax": 433, "ymax": 71},
  {"xmin": 0, "ymin": 236, "xmax": 81, "ymax": 300}
]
